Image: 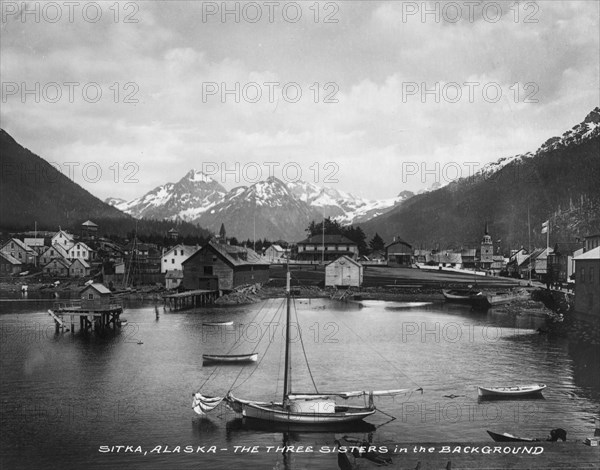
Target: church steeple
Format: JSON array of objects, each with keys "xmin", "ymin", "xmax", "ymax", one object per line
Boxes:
[{"xmin": 218, "ymin": 223, "xmax": 226, "ymax": 244}]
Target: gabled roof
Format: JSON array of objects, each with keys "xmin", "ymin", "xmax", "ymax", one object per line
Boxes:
[
  {"xmin": 267, "ymin": 244, "xmax": 285, "ymax": 252},
  {"xmin": 52, "ymin": 230, "xmax": 74, "ymax": 241},
  {"xmin": 326, "ymin": 255, "xmax": 362, "ymax": 268},
  {"xmin": 184, "ymin": 241, "xmax": 269, "ymax": 268},
  {"xmin": 385, "ymin": 237, "xmax": 412, "ymax": 250},
  {"xmin": 41, "ymin": 244, "xmax": 69, "ymax": 258},
  {"xmin": 4, "ymin": 238, "xmax": 36, "ymax": 253},
  {"xmin": 297, "ymin": 234, "xmax": 356, "ymax": 245},
  {"xmin": 81, "ymin": 220, "xmax": 98, "ymax": 227},
  {"xmin": 70, "ymin": 259, "xmax": 90, "ymax": 268},
  {"xmin": 44, "ymin": 258, "xmax": 71, "ymax": 269},
  {"xmin": 0, "ymin": 251, "xmax": 22, "ymax": 265},
  {"xmin": 573, "ymin": 246, "xmax": 600, "ymax": 260},
  {"xmin": 81, "ymin": 283, "xmax": 111, "ymax": 295},
  {"xmin": 24, "ymin": 238, "xmax": 45, "ymax": 247},
  {"xmin": 165, "ymin": 269, "xmax": 184, "ymax": 279},
  {"xmin": 163, "ymin": 244, "xmax": 199, "ymax": 258},
  {"xmin": 70, "ymin": 241, "xmax": 93, "ymax": 251}
]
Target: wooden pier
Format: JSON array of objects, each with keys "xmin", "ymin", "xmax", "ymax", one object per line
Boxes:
[
  {"xmin": 48, "ymin": 300, "xmax": 124, "ymax": 333},
  {"xmin": 163, "ymin": 289, "xmax": 219, "ymax": 310}
]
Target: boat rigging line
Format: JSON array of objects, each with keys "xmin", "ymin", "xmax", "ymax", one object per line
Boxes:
[{"xmin": 292, "ymin": 296, "xmax": 319, "ymax": 394}]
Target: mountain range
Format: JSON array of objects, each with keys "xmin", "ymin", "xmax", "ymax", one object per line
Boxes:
[
  {"xmin": 361, "ymin": 107, "xmax": 600, "ymax": 250},
  {"xmin": 3, "ymin": 107, "xmax": 598, "ymax": 247},
  {"xmin": 107, "ymin": 171, "xmax": 412, "ymax": 240}
]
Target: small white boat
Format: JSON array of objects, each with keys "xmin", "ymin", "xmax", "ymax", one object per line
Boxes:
[
  {"xmin": 203, "ymin": 321, "xmax": 234, "ymax": 326},
  {"xmin": 202, "ymin": 353, "xmax": 258, "ymax": 364},
  {"xmin": 478, "ymin": 384, "xmax": 546, "ymax": 397}
]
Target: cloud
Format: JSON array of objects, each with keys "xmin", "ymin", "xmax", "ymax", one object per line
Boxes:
[{"xmin": 1, "ymin": 0, "xmax": 598, "ymax": 201}]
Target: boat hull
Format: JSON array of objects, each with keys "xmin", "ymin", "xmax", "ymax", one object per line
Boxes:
[
  {"xmin": 202, "ymin": 353, "xmax": 258, "ymax": 364},
  {"xmin": 230, "ymin": 397, "xmax": 375, "ymax": 424},
  {"xmin": 487, "ymin": 430, "xmax": 537, "ymax": 442},
  {"xmin": 478, "ymin": 384, "xmax": 546, "ymax": 397},
  {"xmin": 442, "ymin": 289, "xmax": 489, "ymax": 308}
]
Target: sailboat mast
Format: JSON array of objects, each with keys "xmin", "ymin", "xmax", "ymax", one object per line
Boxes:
[{"xmin": 282, "ymin": 270, "xmax": 292, "ymax": 403}]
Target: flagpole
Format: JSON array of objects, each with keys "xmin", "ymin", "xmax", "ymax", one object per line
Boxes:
[{"xmin": 527, "ymin": 204, "xmax": 531, "ymax": 283}]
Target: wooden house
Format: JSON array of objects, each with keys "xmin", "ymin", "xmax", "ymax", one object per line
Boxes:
[
  {"xmin": 67, "ymin": 242, "xmax": 94, "ymax": 261},
  {"xmin": 296, "ymin": 235, "xmax": 358, "ymax": 262},
  {"xmin": 385, "ymin": 236, "xmax": 413, "ymax": 267},
  {"xmin": 43, "ymin": 258, "xmax": 71, "ymax": 277},
  {"xmin": 161, "ymin": 244, "xmax": 199, "ymax": 273},
  {"xmin": 39, "ymin": 245, "xmax": 69, "ymax": 266},
  {"xmin": 0, "ymin": 251, "xmax": 22, "ymax": 275},
  {"xmin": 165, "ymin": 269, "xmax": 184, "ymax": 290},
  {"xmin": 80, "ymin": 283, "xmax": 112, "ymax": 309},
  {"xmin": 547, "ymin": 242, "xmax": 584, "ymax": 284},
  {"xmin": 264, "ymin": 244, "xmax": 288, "ymax": 262},
  {"xmin": 24, "ymin": 238, "xmax": 46, "ymax": 254},
  {"xmin": 573, "ymin": 247, "xmax": 600, "ymax": 317},
  {"xmin": 182, "ymin": 241, "xmax": 270, "ymax": 291},
  {"xmin": 52, "ymin": 229, "xmax": 74, "ymax": 248},
  {"xmin": 69, "ymin": 259, "xmax": 91, "ymax": 277},
  {"xmin": 1, "ymin": 238, "xmax": 37, "ymax": 265},
  {"xmin": 325, "ymin": 256, "xmax": 363, "ymax": 287}
]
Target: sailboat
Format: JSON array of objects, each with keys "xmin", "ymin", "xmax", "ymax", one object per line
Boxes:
[{"xmin": 193, "ymin": 271, "xmax": 413, "ymax": 425}]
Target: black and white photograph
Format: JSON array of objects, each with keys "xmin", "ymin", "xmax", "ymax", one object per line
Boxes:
[{"xmin": 1, "ymin": 1, "xmax": 599, "ymax": 468}]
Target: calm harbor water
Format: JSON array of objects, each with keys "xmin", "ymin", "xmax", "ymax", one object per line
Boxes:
[{"xmin": 1, "ymin": 297, "xmax": 599, "ymax": 469}]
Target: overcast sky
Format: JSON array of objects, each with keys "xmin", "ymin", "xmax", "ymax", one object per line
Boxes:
[{"xmin": 1, "ymin": 1, "xmax": 599, "ymax": 201}]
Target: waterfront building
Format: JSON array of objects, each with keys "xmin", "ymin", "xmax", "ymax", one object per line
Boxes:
[
  {"xmin": 296, "ymin": 234, "xmax": 358, "ymax": 262},
  {"xmin": 165, "ymin": 269, "xmax": 184, "ymax": 290},
  {"xmin": 0, "ymin": 252, "xmax": 22, "ymax": 275},
  {"xmin": 385, "ymin": 236, "xmax": 413, "ymax": 267},
  {"xmin": 325, "ymin": 255, "xmax": 363, "ymax": 287},
  {"xmin": 573, "ymin": 246, "xmax": 600, "ymax": 317},
  {"xmin": 182, "ymin": 241, "xmax": 270, "ymax": 291},
  {"xmin": 161, "ymin": 244, "xmax": 199, "ymax": 273},
  {"xmin": 1, "ymin": 238, "xmax": 37, "ymax": 265}
]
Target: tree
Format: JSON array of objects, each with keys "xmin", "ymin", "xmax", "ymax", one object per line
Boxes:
[
  {"xmin": 305, "ymin": 217, "xmax": 343, "ymax": 237},
  {"xmin": 369, "ymin": 233, "xmax": 385, "ymax": 252}
]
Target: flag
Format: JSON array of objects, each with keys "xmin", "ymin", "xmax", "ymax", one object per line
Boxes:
[{"xmin": 541, "ymin": 220, "xmax": 549, "ymax": 234}]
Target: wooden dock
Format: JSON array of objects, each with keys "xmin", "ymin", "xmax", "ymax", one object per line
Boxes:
[
  {"xmin": 163, "ymin": 289, "xmax": 219, "ymax": 310},
  {"xmin": 48, "ymin": 300, "xmax": 124, "ymax": 333}
]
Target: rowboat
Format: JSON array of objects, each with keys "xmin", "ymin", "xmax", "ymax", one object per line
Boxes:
[
  {"xmin": 442, "ymin": 289, "xmax": 488, "ymax": 308},
  {"xmin": 487, "ymin": 430, "xmax": 538, "ymax": 442},
  {"xmin": 202, "ymin": 321, "xmax": 234, "ymax": 326},
  {"xmin": 478, "ymin": 384, "xmax": 546, "ymax": 397},
  {"xmin": 202, "ymin": 353, "xmax": 258, "ymax": 364},
  {"xmin": 193, "ymin": 270, "xmax": 415, "ymax": 426}
]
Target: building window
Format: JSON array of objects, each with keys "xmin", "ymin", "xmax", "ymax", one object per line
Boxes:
[
  {"xmin": 171, "ymin": 259, "xmax": 175, "ymax": 264},
  {"xmin": 590, "ymin": 267, "xmax": 594, "ymax": 283},
  {"xmin": 88, "ymin": 293, "xmax": 94, "ymax": 300},
  {"xmin": 580, "ymin": 267, "xmax": 585, "ymax": 282},
  {"xmin": 180, "ymin": 250, "xmax": 184, "ymax": 256},
  {"xmin": 204, "ymin": 266, "xmax": 213, "ymax": 275}
]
